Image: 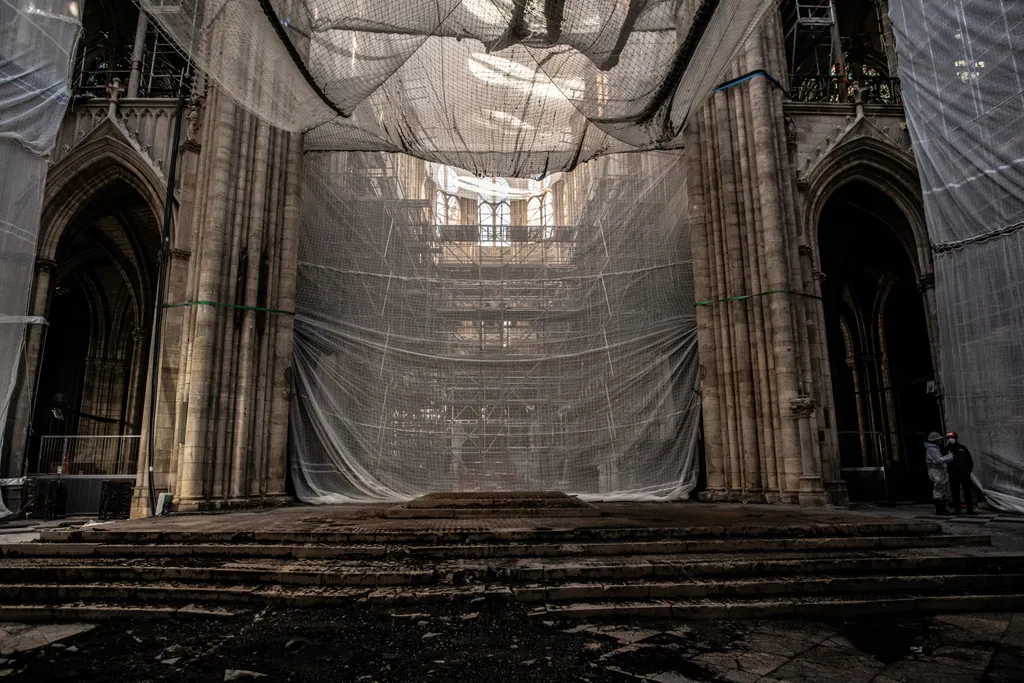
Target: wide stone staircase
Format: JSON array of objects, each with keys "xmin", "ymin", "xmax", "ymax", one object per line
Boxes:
[{"xmin": 1, "ymin": 497, "xmax": 1022, "ymax": 621}]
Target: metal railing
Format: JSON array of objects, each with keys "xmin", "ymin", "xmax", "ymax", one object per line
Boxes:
[
  {"xmin": 789, "ymin": 76, "xmax": 903, "ymax": 105},
  {"xmin": 34, "ymin": 435, "xmax": 140, "ymax": 477}
]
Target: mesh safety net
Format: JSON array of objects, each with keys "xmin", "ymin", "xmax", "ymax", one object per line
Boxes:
[
  {"xmin": 141, "ymin": 0, "xmax": 774, "ymax": 176},
  {"xmin": 0, "ymin": 0, "xmax": 81, "ymax": 515},
  {"xmin": 290, "ymin": 151, "xmax": 700, "ymax": 502},
  {"xmin": 890, "ymin": 0, "xmax": 1024, "ymax": 512}
]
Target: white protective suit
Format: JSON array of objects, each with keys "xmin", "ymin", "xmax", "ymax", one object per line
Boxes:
[{"xmin": 925, "ymin": 441, "xmax": 954, "ymax": 500}]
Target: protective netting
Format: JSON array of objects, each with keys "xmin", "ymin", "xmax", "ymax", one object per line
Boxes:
[
  {"xmin": 890, "ymin": 0, "xmax": 1024, "ymax": 512},
  {"xmin": 290, "ymin": 151, "xmax": 700, "ymax": 502},
  {"xmin": 141, "ymin": 0, "xmax": 774, "ymax": 176},
  {"xmin": 0, "ymin": 0, "xmax": 81, "ymax": 515}
]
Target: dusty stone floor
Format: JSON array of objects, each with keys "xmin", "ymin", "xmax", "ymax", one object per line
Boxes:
[
  {"xmin": 2, "ymin": 501, "xmax": 1022, "ymax": 680},
  {"xmin": 21, "ymin": 499, "xmax": 1018, "ymax": 537},
  {"xmin": 0, "ymin": 604, "xmax": 1022, "ymax": 682}
]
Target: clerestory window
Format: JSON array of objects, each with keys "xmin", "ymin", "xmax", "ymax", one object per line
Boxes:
[{"xmin": 479, "ymin": 199, "xmax": 510, "ymax": 244}]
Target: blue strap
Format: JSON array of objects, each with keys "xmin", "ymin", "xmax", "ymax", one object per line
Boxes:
[{"xmin": 713, "ymin": 70, "xmax": 788, "ymax": 96}]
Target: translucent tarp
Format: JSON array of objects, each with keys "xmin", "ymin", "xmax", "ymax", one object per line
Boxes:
[
  {"xmin": 290, "ymin": 152, "xmax": 701, "ymax": 502},
  {"xmin": 142, "ymin": 0, "xmax": 774, "ymax": 176},
  {"xmin": 890, "ymin": 0, "xmax": 1024, "ymax": 512},
  {"xmin": 0, "ymin": 0, "xmax": 81, "ymax": 516}
]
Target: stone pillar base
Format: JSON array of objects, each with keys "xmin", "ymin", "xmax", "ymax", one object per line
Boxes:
[
  {"xmin": 699, "ymin": 489, "xmax": 768, "ymax": 504},
  {"xmin": 174, "ymin": 494, "xmax": 293, "ymax": 513}
]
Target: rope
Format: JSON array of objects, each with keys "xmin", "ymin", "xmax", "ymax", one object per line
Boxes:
[
  {"xmin": 164, "ymin": 300, "xmax": 295, "ymax": 316},
  {"xmin": 696, "ymin": 289, "xmax": 821, "ymax": 307}
]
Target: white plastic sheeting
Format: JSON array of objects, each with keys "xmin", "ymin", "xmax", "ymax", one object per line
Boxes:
[
  {"xmin": 889, "ymin": 0, "xmax": 1024, "ymax": 512},
  {"xmin": 290, "ymin": 151, "xmax": 700, "ymax": 502},
  {"xmin": 141, "ymin": 0, "xmax": 774, "ymax": 176},
  {"xmin": 0, "ymin": 0, "xmax": 81, "ymax": 515}
]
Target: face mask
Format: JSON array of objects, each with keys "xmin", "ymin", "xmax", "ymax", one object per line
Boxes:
[{"xmin": 948, "ymin": 439, "xmax": 957, "ymax": 445}]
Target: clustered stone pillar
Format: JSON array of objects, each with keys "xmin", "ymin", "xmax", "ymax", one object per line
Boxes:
[
  {"xmin": 687, "ymin": 18, "xmax": 846, "ymax": 505},
  {"xmin": 132, "ymin": 86, "xmax": 302, "ymax": 516}
]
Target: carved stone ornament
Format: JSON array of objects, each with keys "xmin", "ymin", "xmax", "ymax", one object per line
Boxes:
[
  {"xmin": 185, "ymin": 96, "xmax": 206, "ymax": 143},
  {"xmin": 790, "ymin": 396, "xmax": 818, "ymax": 417},
  {"xmin": 784, "ymin": 114, "xmax": 797, "ymax": 151}
]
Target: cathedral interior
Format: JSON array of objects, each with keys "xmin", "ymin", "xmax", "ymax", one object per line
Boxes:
[{"xmin": 1, "ymin": 0, "xmax": 1020, "ymax": 519}]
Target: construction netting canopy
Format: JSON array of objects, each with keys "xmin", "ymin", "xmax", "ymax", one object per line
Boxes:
[
  {"xmin": 290, "ymin": 152, "xmax": 701, "ymax": 502},
  {"xmin": 143, "ymin": 0, "xmax": 773, "ymax": 175},
  {"xmin": 890, "ymin": 0, "xmax": 1024, "ymax": 512}
]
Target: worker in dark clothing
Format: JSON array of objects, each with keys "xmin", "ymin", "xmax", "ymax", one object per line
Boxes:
[{"xmin": 945, "ymin": 430, "xmax": 974, "ymax": 515}]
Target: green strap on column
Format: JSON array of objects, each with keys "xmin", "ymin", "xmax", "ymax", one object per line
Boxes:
[
  {"xmin": 695, "ymin": 289, "xmax": 821, "ymax": 307},
  {"xmin": 164, "ymin": 300, "xmax": 296, "ymax": 316}
]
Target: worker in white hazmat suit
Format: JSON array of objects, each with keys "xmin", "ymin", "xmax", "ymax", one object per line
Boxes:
[{"xmin": 925, "ymin": 431, "xmax": 954, "ymax": 515}]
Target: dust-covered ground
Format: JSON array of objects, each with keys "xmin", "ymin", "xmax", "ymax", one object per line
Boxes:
[{"xmin": 1, "ymin": 603, "xmax": 1022, "ymax": 682}]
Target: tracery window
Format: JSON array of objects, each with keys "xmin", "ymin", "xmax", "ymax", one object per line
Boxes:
[
  {"xmin": 479, "ymin": 199, "xmax": 510, "ymax": 244},
  {"xmin": 527, "ymin": 192, "xmax": 555, "ymax": 239},
  {"xmin": 435, "ymin": 191, "xmax": 460, "ymax": 226}
]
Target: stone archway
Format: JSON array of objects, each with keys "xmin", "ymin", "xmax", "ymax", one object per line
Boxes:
[
  {"xmin": 816, "ymin": 180, "xmax": 941, "ymax": 500},
  {"xmin": 27, "ymin": 170, "xmax": 161, "ymax": 477}
]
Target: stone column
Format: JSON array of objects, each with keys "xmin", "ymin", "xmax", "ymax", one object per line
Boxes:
[
  {"xmin": 3, "ymin": 259, "xmax": 55, "ymax": 480},
  {"xmin": 127, "ymin": 11, "xmax": 149, "ymax": 98},
  {"xmin": 688, "ymin": 17, "xmax": 845, "ymax": 505},
  {"xmin": 875, "ymin": 0, "xmax": 900, "ymax": 76},
  {"xmin": 916, "ymin": 274, "xmax": 942, "ymax": 387},
  {"xmin": 156, "ymin": 86, "xmax": 301, "ymax": 514}
]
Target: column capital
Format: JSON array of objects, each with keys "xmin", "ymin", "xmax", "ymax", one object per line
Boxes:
[
  {"xmin": 35, "ymin": 258, "xmax": 57, "ymax": 273},
  {"xmin": 917, "ymin": 273, "xmax": 936, "ymax": 292}
]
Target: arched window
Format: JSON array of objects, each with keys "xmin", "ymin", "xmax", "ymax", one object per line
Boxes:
[
  {"xmin": 527, "ymin": 196, "xmax": 542, "ymax": 226},
  {"xmin": 479, "ymin": 200, "xmax": 510, "ymax": 244},
  {"xmin": 435, "ymin": 191, "xmax": 460, "ymax": 225},
  {"xmin": 527, "ymin": 192, "xmax": 555, "ymax": 239},
  {"xmin": 543, "ymin": 191, "xmax": 555, "ymax": 237}
]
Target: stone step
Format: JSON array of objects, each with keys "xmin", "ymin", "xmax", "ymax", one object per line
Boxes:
[
  {"xmin": 0, "ymin": 604, "xmax": 239, "ymax": 623},
  {"xmin": 37, "ymin": 519, "xmax": 943, "ymax": 546},
  {"xmin": 0, "ymin": 553, "xmax": 1021, "ymax": 587},
  {"xmin": 0, "ymin": 573, "xmax": 1020, "ymax": 610},
  {"xmin": 534, "ymin": 593, "xmax": 1024, "ymax": 620},
  {"xmin": 0, "ymin": 533, "xmax": 990, "ymax": 560}
]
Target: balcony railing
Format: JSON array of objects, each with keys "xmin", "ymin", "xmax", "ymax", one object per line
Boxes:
[
  {"xmin": 435, "ymin": 225, "xmax": 578, "ymax": 243},
  {"xmin": 789, "ymin": 76, "xmax": 903, "ymax": 105}
]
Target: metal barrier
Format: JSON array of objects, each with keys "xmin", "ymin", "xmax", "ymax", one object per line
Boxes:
[
  {"xmin": 35, "ymin": 435, "xmax": 140, "ymax": 476},
  {"xmin": 29, "ymin": 436, "xmax": 139, "ymax": 517}
]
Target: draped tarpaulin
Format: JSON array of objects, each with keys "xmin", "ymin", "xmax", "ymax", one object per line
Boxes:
[
  {"xmin": 289, "ymin": 152, "xmax": 701, "ymax": 502},
  {"xmin": 889, "ymin": 0, "xmax": 1024, "ymax": 512},
  {"xmin": 0, "ymin": 0, "xmax": 81, "ymax": 516}
]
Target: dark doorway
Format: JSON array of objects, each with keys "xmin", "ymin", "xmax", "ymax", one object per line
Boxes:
[
  {"xmin": 818, "ymin": 181, "xmax": 940, "ymax": 501},
  {"xmin": 30, "ymin": 178, "xmax": 159, "ymax": 482}
]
